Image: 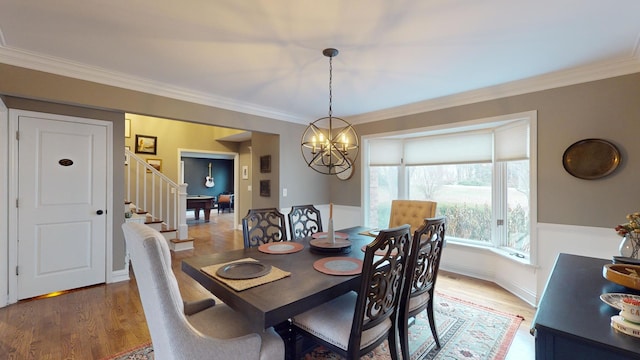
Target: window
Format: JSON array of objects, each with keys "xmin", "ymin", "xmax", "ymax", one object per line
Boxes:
[
  {"xmin": 408, "ymin": 163, "xmax": 494, "ymax": 244},
  {"xmin": 364, "ymin": 112, "xmax": 535, "ymax": 260}
]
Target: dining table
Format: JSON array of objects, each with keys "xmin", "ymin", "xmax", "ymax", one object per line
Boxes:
[{"xmin": 181, "ymin": 226, "xmax": 377, "ymax": 332}]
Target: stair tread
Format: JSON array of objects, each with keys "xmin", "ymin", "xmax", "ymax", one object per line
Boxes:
[{"xmin": 170, "ymin": 238, "xmax": 194, "ymax": 243}]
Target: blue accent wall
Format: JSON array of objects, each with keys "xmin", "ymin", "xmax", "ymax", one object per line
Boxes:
[{"xmin": 182, "ymin": 157, "xmax": 234, "ymax": 196}]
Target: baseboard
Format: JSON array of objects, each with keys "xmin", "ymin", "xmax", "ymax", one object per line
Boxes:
[
  {"xmin": 440, "ymin": 263, "xmax": 537, "ymax": 307},
  {"xmin": 110, "ymin": 267, "xmax": 130, "ymax": 283}
]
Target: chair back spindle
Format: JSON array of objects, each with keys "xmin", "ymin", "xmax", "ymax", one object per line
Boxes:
[
  {"xmin": 242, "ymin": 207, "xmax": 288, "ymax": 248},
  {"xmin": 288, "ymin": 204, "xmax": 323, "ymax": 240}
]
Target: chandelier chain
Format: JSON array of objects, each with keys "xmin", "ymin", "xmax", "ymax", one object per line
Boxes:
[{"xmin": 328, "ymin": 55, "xmax": 333, "ymax": 118}]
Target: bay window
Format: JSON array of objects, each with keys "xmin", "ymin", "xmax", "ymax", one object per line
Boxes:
[{"xmin": 364, "ymin": 112, "xmax": 536, "ymax": 261}]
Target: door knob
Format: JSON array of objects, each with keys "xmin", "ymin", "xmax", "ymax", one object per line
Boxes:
[{"xmin": 96, "ymin": 210, "xmax": 104, "ymax": 215}]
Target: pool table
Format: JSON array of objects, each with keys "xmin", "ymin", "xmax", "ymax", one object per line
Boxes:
[{"xmin": 186, "ymin": 195, "xmax": 215, "ymax": 222}]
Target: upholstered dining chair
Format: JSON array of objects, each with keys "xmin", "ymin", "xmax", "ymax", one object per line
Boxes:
[
  {"xmin": 288, "ymin": 204, "xmax": 323, "ymax": 240},
  {"xmin": 291, "ymin": 225, "xmax": 414, "ymax": 360},
  {"xmin": 242, "ymin": 208, "xmax": 288, "ymax": 248},
  {"xmin": 399, "ymin": 217, "xmax": 446, "ymax": 359},
  {"xmin": 388, "ymin": 200, "xmax": 437, "ymax": 234},
  {"xmin": 122, "ymin": 222, "xmax": 285, "ymax": 360}
]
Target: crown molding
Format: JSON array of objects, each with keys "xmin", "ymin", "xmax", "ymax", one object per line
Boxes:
[
  {"xmin": 0, "ymin": 46, "xmax": 307, "ymax": 124},
  {"xmin": 346, "ymin": 56, "xmax": 640, "ymax": 125},
  {"xmin": 1, "ymin": 45, "xmax": 639, "ymax": 126}
]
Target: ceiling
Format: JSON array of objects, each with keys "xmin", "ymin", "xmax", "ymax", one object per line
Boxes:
[{"xmin": 1, "ymin": 1, "xmax": 640, "ymax": 125}]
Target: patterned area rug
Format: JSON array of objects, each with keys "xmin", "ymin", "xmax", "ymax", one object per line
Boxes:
[{"xmin": 103, "ymin": 292, "xmax": 523, "ymax": 360}]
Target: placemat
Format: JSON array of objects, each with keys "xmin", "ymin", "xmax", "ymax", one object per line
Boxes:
[
  {"xmin": 201, "ymin": 258, "xmax": 291, "ymax": 291},
  {"xmin": 360, "ymin": 245, "xmax": 397, "ymax": 256},
  {"xmin": 358, "ymin": 229, "xmax": 380, "ymax": 237}
]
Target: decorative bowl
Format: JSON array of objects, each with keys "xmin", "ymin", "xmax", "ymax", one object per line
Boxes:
[{"xmin": 603, "ymin": 264, "xmax": 640, "ymax": 290}]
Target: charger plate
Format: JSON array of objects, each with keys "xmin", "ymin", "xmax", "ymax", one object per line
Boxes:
[
  {"xmin": 309, "ymin": 238, "xmax": 351, "ymax": 254},
  {"xmin": 216, "ymin": 261, "xmax": 271, "ymax": 280},
  {"xmin": 313, "ymin": 257, "xmax": 363, "ymax": 276},
  {"xmin": 311, "ymin": 232, "xmax": 349, "ymax": 240},
  {"xmin": 258, "ymin": 242, "xmax": 304, "ymax": 254}
]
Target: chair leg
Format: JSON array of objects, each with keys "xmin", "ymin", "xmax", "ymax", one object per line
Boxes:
[
  {"xmin": 399, "ymin": 314, "xmax": 410, "ymax": 360},
  {"xmin": 427, "ymin": 300, "xmax": 441, "ymax": 349},
  {"xmin": 388, "ymin": 328, "xmax": 401, "ymax": 360}
]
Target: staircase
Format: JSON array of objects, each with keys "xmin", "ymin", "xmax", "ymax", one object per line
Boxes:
[{"xmin": 124, "ymin": 148, "xmax": 193, "ymax": 251}]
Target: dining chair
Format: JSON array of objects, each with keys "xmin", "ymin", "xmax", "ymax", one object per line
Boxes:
[
  {"xmin": 388, "ymin": 199, "xmax": 437, "ymax": 234},
  {"xmin": 399, "ymin": 217, "xmax": 446, "ymax": 359},
  {"xmin": 242, "ymin": 207, "xmax": 288, "ymax": 248},
  {"xmin": 290, "ymin": 224, "xmax": 414, "ymax": 360},
  {"xmin": 122, "ymin": 222, "xmax": 285, "ymax": 360},
  {"xmin": 288, "ymin": 204, "xmax": 323, "ymax": 240}
]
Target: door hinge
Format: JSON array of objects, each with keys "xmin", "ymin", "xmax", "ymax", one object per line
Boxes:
[
  {"xmin": 497, "ymin": 219, "xmax": 504, "ymax": 226},
  {"xmin": 16, "ymin": 266, "xmax": 19, "ymax": 276},
  {"xmin": 16, "ymin": 198, "xmax": 19, "ymax": 208},
  {"xmin": 15, "ymin": 131, "xmax": 19, "ymax": 141}
]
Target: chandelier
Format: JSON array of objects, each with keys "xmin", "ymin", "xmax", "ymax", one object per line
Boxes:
[{"xmin": 301, "ymin": 48, "xmax": 359, "ymax": 176}]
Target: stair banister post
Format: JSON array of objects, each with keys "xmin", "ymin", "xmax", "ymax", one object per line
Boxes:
[{"xmin": 177, "ymin": 183, "xmax": 189, "ymax": 240}]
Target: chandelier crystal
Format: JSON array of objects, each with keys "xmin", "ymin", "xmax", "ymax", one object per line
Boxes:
[{"xmin": 301, "ymin": 48, "xmax": 359, "ymax": 176}]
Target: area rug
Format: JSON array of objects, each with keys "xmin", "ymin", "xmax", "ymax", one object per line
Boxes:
[{"xmin": 103, "ymin": 292, "xmax": 523, "ymax": 360}]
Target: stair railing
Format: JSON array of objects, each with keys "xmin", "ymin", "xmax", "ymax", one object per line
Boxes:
[{"xmin": 125, "ymin": 148, "xmax": 188, "ymax": 240}]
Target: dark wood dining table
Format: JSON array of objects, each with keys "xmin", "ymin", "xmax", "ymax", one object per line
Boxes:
[{"xmin": 181, "ymin": 226, "xmax": 374, "ymax": 331}]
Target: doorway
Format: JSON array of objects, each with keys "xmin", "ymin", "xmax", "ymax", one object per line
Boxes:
[{"xmin": 179, "ymin": 149, "xmax": 240, "ymax": 229}]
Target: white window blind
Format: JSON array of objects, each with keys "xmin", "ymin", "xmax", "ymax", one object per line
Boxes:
[
  {"xmin": 494, "ymin": 120, "xmax": 529, "ymax": 161},
  {"xmin": 368, "ymin": 139, "xmax": 403, "ymax": 165},
  {"xmin": 404, "ymin": 130, "xmax": 493, "ymax": 165}
]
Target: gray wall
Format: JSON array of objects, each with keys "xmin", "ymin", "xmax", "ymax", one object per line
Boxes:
[
  {"xmin": 350, "ymin": 73, "xmax": 640, "ymax": 228},
  {"xmin": 2, "ymin": 61, "xmax": 639, "ymax": 271},
  {"xmin": 0, "ymin": 63, "xmax": 330, "ymax": 272}
]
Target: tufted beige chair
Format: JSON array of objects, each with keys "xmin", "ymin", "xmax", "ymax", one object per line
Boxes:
[
  {"xmin": 388, "ymin": 200, "xmax": 437, "ymax": 234},
  {"xmin": 122, "ymin": 222, "xmax": 284, "ymax": 360}
]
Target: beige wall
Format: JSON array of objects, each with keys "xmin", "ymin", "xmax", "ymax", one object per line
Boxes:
[
  {"xmin": 351, "ymin": 73, "xmax": 640, "ymax": 228},
  {"xmin": 125, "ymin": 113, "xmax": 242, "ymax": 184}
]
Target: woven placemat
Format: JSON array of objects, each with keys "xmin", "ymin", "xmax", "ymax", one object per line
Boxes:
[
  {"xmin": 358, "ymin": 229, "xmax": 378, "ymax": 237},
  {"xmin": 201, "ymin": 257, "xmax": 291, "ymax": 291}
]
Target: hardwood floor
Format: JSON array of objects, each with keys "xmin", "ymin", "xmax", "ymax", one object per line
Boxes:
[{"xmin": 0, "ymin": 211, "xmax": 536, "ymax": 359}]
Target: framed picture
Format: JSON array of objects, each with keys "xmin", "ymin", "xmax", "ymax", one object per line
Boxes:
[
  {"xmin": 125, "ymin": 118, "xmax": 131, "ymax": 138},
  {"xmin": 136, "ymin": 134, "xmax": 157, "ymax": 154},
  {"xmin": 260, "ymin": 155, "xmax": 271, "ymax": 173},
  {"xmin": 146, "ymin": 158, "xmax": 162, "ymax": 172},
  {"xmin": 260, "ymin": 180, "xmax": 270, "ymax": 197},
  {"xmin": 124, "ymin": 146, "xmax": 130, "ymax": 165},
  {"xmin": 242, "ymin": 165, "xmax": 249, "ymax": 180}
]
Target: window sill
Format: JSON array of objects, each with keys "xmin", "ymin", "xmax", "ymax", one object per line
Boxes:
[{"xmin": 445, "ymin": 239, "xmax": 534, "ymax": 267}]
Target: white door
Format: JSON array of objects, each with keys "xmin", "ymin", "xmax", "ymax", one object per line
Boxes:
[{"xmin": 17, "ymin": 112, "xmax": 107, "ymax": 299}]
